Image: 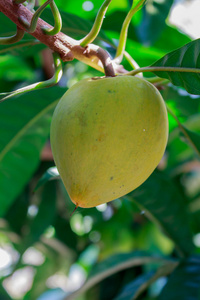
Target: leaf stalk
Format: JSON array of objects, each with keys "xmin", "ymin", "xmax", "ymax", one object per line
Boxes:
[
  {"xmin": 127, "ymin": 66, "xmax": 200, "ymax": 76},
  {"xmin": 80, "ymin": 0, "xmax": 112, "ymax": 47},
  {"xmin": 0, "ymin": 52, "xmax": 63, "ymax": 102},
  {"xmin": 0, "ymin": 26, "xmax": 24, "ymax": 45},
  {"xmin": 18, "ymin": 0, "xmax": 52, "ymax": 33},
  {"xmin": 42, "ymin": 0, "xmax": 62, "ymax": 35},
  {"xmin": 115, "ymin": 0, "xmax": 146, "ymax": 63}
]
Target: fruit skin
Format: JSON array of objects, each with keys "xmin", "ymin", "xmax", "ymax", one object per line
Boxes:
[{"xmin": 50, "ymin": 76, "xmax": 168, "ymax": 208}]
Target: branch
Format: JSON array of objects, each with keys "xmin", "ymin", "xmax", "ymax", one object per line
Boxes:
[{"xmin": 0, "ymin": 0, "xmax": 116, "ymax": 74}]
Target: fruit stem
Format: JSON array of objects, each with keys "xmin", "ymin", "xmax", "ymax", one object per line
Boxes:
[
  {"xmin": 86, "ymin": 44, "xmax": 115, "ymax": 77},
  {"xmin": 115, "ymin": 0, "xmax": 146, "ymax": 64},
  {"xmin": 70, "ymin": 204, "xmax": 79, "ymax": 217},
  {"xmin": 97, "ymin": 47, "xmax": 115, "ymax": 77},
  {"xmin": 79, "ymin": 0, "xmax": 112, "ymax": 47}
]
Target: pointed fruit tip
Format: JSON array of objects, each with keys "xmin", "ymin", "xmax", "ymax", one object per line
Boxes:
[{"xmin": 70, "ymin": 204, "xmax": 79, "ymax": 217}]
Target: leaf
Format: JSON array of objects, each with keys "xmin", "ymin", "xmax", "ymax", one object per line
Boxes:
[
  {"xmin": 102, "ymin": 10, "xmax": 136, "ymax": 39},
  {"xmin": 115, "ymin": 271, "xmax": 156, "ymax": 300},
  {"xmin": 0, "ymin": 55, "xmax": 33, "ymax": 81},
  {"xmin": 0, "ymin": 13, "xmax": 45, "ymax": 56},
  {"xmin": 167, "ymin": 114, "xmax": 200, "ymax": 167},
  {"xmin": 154, "ymin": 25, "xmax": 191, "ymax": 53},
  {"xmin": 0, "ymin": 86, "xmax": 65, "ymax": 217},
  {"xmin": 163, "ymin": 85, "xmax": 200, "ymax": 118},
  {"xmin": 34, "ymin": 166, "xmax": 60, "ymax": 191},
  {"xmin": 125, "ymin": 39, "xmax": 166, "ymax": 67},
  {"xmin": 136, "ymin": 0, "xmax": 174, "ymax": 45},
  {"xmin": 64, "ymin": 251, "xmax": 176, "ymax": 300},
  {"xmin": 0, "ymin": 38, "xmax": 45, "ymax": 57},
  {"xmin": 5, "ymin": 188, "xmax": 30, "ymax": 235},
  {"xmin": 21, "ymin": 181, "xmax": 57, "ymax": 250},
  {"xmin": 0, "ymin": 280, "xmax": 12, "ymax": 300},
  {"xmin": 159, "ymin": 256, "xmax": 200, "ymax": 300},
  {"xmin": 53, "ymin": 215, "xmax": 79, "ymax": 251},
  {"xmin": 150, "ymin": 39, "xmax": 200, "ymax": 95},
  {"xmin": 128, "ymin": 170, "xmax": 194, "ymax": 256},
  {"xmin": 114, "ymin": 263, "xmax": 176, "ymax": 300},
  {"xmin": 180, "ymin": 126, "xmax": 200, "ymax": 157},
  {"xmin": 55, "ymin": 0, "xmax": 104, "ymax": 21},
  {"xmin": 167, "ymin": 105, "xmax": 200, "ymax": 158}
]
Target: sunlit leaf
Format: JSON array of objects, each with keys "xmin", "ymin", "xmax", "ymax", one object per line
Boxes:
[
  {"xmin": 0, "ymin": 86, "xmax": 65, "ymax": 217},
  {"xmin": 150, "ymin": 39, "xmax": 200, "ymax": 95},
  {"xmin": 21, "ymin": 181, "xmax": 57, "ymax": 249}
]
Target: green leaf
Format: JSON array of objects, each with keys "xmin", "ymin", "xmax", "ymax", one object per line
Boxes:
[
  {"xmin": 0, "ymin": 37, "xmax": 45, "ymax": 57},
  {"xmin": 136, "ymin": 0, "xmax": 174, "ymax": 45},
  {"xmin": 154, "ymin": 25, "xmax": 191, "ymax": 53},
  {"xmin": 159, "ymin": 256, "xmax": 200, "ymax": 300},
  {"xmin": 0, "ymin": 55, "xmax": 33, "ymax": 81},
  {"xmin": 0, "ymin": 14, "xmax": 45, "ymax": 56},
  {"xmin": 150, "ymin": 39, "xmax": 200, "ymax": 95},
  {"xmin": 162, "ymin": 85, "xmax": 200, "ymax": 119},
  {"xmin": 0, "ymin": 280, "xmax": 12, "ymax": 300},
  {"xmin": 115, "ymin": 271, "xmax": 156, "ymax": 300},
  {"xmin": 0, "ymin": 14, "xmax": 15, "ymax": 35},
  {"xmin": 21, "ymin": 181, "xmax": 57, "ymax": 250},
  {"xmin": 34, "ymin": 166, "xmax": 60, "ymax": 191},
  {"xmin": 114, "ymin": 263, "xmax": 176, "ymax": 300},
  {"xmin": 129, "ymin": 170, "xmax": 194, "ymax": 256},
  {"xmin": 56, "ymin": 0, "xmax": 104, "ymax": 20},
  {"xmin": 167, "ymin": 105, "xmax": 200, "ymax": 158},
  {"xmin": 181, "ymin": 125, "xmax": 200, "ymax": 157},
  {"xmin": 102, "ymin": 10, "xmax": 136, "ymax": 39},
  {"xmin": 167, "ymin": 114, "xmax": 200, "ymax": 167},
  {"xmin": 0, "ymin": 86, "xmax": 65, "ymax": 217},
  {"xmin": 65, "ymin": 251, "xmax": 176, "ymax": 300},
  {"xmin": 53, "ymin": 214, "xmax": 79, "ymax": 251},
  {"xmin": 5, "ymin": 188, "xmax": 30, "ymax": 235},
  {"xmin": 125, "ymin": 40, "xmax": 166, "ymax": 67}
]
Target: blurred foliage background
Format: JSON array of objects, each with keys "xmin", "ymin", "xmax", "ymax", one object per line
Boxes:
[{"xmin": 0, "ymin": 0, "xmax": 200, "ymax": 299}]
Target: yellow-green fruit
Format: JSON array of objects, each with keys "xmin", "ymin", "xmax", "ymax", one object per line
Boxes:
[{"xmin": 50, "ymin": 76, "xmax": 168, "ymax": 208}]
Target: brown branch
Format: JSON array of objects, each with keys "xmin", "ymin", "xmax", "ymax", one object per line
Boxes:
[{"xmin": 0, "ymin": 0, "xmax": 117, "ymax": 74}]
